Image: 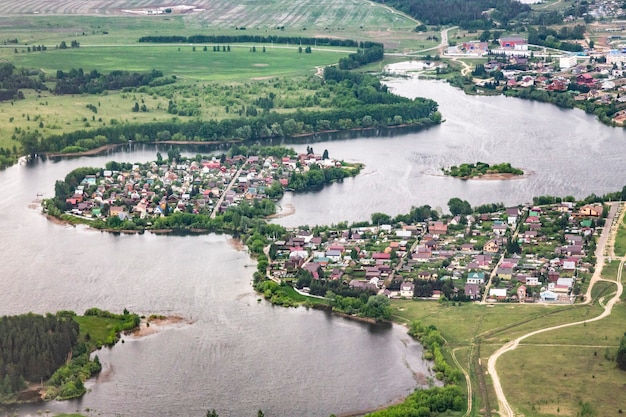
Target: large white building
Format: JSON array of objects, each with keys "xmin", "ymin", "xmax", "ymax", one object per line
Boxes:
[
  {"xmin": 607, "ymin": 50, "xmax": 626, "ymax": 66},
  {"xmin": 559, "ymin": 54, "xmax": 578, "ymax": 69}
]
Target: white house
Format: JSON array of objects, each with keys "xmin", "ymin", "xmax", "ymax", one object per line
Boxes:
[
  {"xmin": 540, "ymin": 290, "xmax": 558, "ymax": 301},
  {"xmin": 400, "ymin": 282, "xmax": 415, "ymax": 298},
  {"xmin": 466, "ymin": 272, "xmax": 485, "ymax": 284}
]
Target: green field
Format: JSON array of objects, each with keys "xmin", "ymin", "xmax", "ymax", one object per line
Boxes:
[
  {"xmin": 5, "ymin": 45, "xmax": 348, "ymax": 81},
  {"xmin": 613, "ymin": 214, "xmax": 626, "ymax": 257},
  {"xmin": 392, "ymin": 280, "xmax": 622, "ymax": 417}
]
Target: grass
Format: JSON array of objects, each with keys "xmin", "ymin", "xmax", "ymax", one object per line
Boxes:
[
  {"xmin": 0, "ymin": 45, "xmax": 353, "ymax": 151},
  {"xmin": 5, "ymin": 45, "xmax": 348, "ymax": 81},
  {"xmin": 613, "ymin": 215, "xmax": 626, "ymax": 256},
  {"xmin": 74, "ymin": 315, "xmax": 126, "ymax": 346}
]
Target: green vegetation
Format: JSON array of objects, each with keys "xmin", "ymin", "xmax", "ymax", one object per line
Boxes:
[
  {"xmin": 443, "ymin": 162, "xmax": 524, "ymax": 179},
  {"xmin": 617, "ymin": 333, "xmax": 626, "ymax": 370},
  {"xmin": 0, "ymin": 309, "xmax": 139, "ymax": 404},
  {"xmin": 372, "ymin": 0, "xmax": 531, "ymax": 29}
]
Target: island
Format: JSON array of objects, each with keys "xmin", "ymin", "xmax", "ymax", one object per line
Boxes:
[{"xmin": 442, "ymin": 162, "xmax": 524, "ymax": 180}]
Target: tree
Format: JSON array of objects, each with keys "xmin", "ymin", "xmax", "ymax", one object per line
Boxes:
[
  {"xmin": 206, "ymin": 410, "xmax": 218, "ymax": 417},
  {"xmin": 362, "ymin": 295, "xmax": 392, "ymax": 320},
  {"xmin": 617, "ymin": 333, "xmax": 626, "ymax": 370},
  {"xmin": 447, "ymin": 198, "xmax": 472, "ymax": 216},
  {"xmin": 322, "ymin": 149, "xmax": 329, "ymax": 160}
]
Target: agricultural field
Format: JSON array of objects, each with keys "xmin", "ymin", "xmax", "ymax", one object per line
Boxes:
[{"xmin": 0, "ymin": 0, "xmax": 430, "ymax": 50}]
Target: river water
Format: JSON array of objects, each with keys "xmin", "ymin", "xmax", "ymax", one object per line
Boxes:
[{"xmin": 0, "ymin": 78, "xmax": 624, "ymax": 417}]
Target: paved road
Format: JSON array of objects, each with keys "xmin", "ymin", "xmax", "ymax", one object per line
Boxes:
[
  {"xmin": 210, "ymin": 166, "xmax": 243, "ymax": 219},
  {"xmin": 487, "ymin": 203, "xmax": 624, "ymax": 417}
]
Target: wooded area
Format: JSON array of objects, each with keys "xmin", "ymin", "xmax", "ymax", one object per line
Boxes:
[{"xmin": 0, "ymin": 313, "xmax": 78, "ymax": 397}]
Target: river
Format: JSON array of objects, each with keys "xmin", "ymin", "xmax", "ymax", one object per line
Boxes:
[{"xmin": 0, "ymin": 77, "xmax": 624, "ymax": 417}]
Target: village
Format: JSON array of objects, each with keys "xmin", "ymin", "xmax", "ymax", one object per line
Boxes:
[
  {"xmin": 267, "ymin": 199, "xmax": 605, "ymax": 304},
  {"xmin": 57, "ymin": 145, "xmax": 608, "ymax": 306},
  {"xmin": 60, "ymin": 147, "xmax": 354, "ymax": 224},
  {"xmin": 443, "ymin": 30, "xmax": 626, "ymax": 125}
]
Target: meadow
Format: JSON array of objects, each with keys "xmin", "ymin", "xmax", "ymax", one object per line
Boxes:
[{"xmin": 391, "ymin": 270, "xmax": 624, "ymax": 417}]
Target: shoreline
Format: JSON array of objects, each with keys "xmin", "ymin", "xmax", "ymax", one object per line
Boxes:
[{"xmin": 127, "ymin": 315, "xmax": 191, "ymax": 338}]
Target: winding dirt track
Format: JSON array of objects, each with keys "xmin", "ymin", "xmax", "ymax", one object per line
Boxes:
[{"xmin": 487, "ymin": 203, "xmax": 624, "ymax": 417}]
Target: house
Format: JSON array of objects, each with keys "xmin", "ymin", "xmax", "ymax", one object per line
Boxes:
[
  {"xmin": 489, "ymin": 288, "xmax": 507, "ymax": 300},
  {"xmin": 517, "ymin": 285, "xmax": 527, "ymax": 302},
  {"xmin": 466, "ymin": 272, "xmax": 485, "ymax": 284},
  {"xmin": 462, "ymin": 41, "xmax": 489, "ymax": 54},
  {"xmin": 499, "ymin": 37, "xmax": 528, "ymax": 50},
  {"xmin": 428, "ymin": 221, "xmax": 448, "ymax": 235},
  {"xmin": 577, "ymin": 73, "xmax": 595, "ymax": 85},
  {"xmin": 400, "ymin": 282, "xmax": 415, "ymax": 298},
  {"xmin": 540, "ymin": 290, "xmax": 558, "ymax": 301},
  {"xmin": 492, "ymin": 222, "xmax": 508, "ymax": 236},
  {"xmin": 578, "ymin": 204, "xmax": 603, "ymax": 217},
  {"xmin": 525, "ymin": 276, "xmax": 539, "ymax": 286},
  {"xmin": 483, "ymin": 239, "xmax": 500, "ymax": 253},
  {"xmin": 464, "ymin": 283, "xmax": 480, "ymax": 300}
]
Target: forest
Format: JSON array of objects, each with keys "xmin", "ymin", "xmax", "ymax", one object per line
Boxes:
[
  {"xmin": 0, "ymin": 313, "xmax": 78, "ymax": 398},
  {"xmin": 373, "ymin": 0, "xmax": 531, "ymax": 29}
]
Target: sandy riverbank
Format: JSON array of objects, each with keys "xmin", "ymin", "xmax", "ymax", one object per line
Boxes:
[
  {"xmin": 266, "ymin": 203, "xmax": 295, "ymax": 219},
  {"xmin": 127, "ymin": 315, "xmax": 191, "ymax": 338}
]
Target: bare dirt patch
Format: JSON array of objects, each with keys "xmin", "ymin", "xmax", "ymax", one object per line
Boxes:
[
  {"xmin": 128, "ymin": 315, "xmax": 190, "ymax": 338},
  {"xmin": 266, "ymin": 203, "xmax": 295, "ymax": 219}
]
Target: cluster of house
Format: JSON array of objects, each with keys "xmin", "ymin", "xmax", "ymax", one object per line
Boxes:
[
  {"xmin": 63, "ymin": 151, "xmax": 343, "ymax": 219},
  {"xmin": 269, "ymin": 202, "xmax": 604, "ymax": 304},
  {"xmin": 444, "ymin": 33, "xmax": 626, "ymax": 124}
]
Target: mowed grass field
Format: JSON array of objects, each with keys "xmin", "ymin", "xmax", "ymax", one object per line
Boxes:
[{"xmin": 4, "ymin": 45, "xmax": 348, "ymax": 81}]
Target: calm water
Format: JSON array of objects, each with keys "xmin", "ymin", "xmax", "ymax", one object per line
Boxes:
[
  {"xmin": 275, "ymin": 79, "xmax": 626, "ymax": 227},
  {"xmin": 1, "ymin": 78, "xmax": 624, "ymax": 417}
]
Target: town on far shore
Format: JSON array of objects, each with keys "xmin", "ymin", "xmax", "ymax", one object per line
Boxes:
[
  {"xmin": 268, "ymin": 201, "xmax": 605, "ymax": 305},
  {"xmin": 439, "ymin": 31, "xmax": 626, "ymax": 125}
]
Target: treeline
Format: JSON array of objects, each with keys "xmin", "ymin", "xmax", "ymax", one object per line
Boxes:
[
  {"xmin": 527, "ymin": 26, "xmax": 583, "ymax": 52},
  {"xmin": 0, "ymin": 313, "xmax": 78, "ymax": 397},
  {"xmin": 20, "ymin": 70, "xmax": 440, "ymax": 156},
  {"xmin": 138, "ymin": 34, "xmax": 382, "ymax": 50},
  {"xmin": 338, "ymin": 46, "xmax": 384, "ymax": 70},
  {"xmin": 0, "ymin": 62, "xmax": 47, "ymax": 102},
  {"xmin": 54, "ymin": 68, "xmax": 170, "ymax": 95},
  {"xmin": 373, "ymin": 0, "xmax": 530, "ymax": 29},
  {"xmin": 362, "ymin": 321, "xmax": 465, "ymax": 416}
]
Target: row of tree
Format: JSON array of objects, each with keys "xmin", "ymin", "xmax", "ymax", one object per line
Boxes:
[{"xmin": 138, "ymin": 34, "xmax": 382, "ymax": 50}]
